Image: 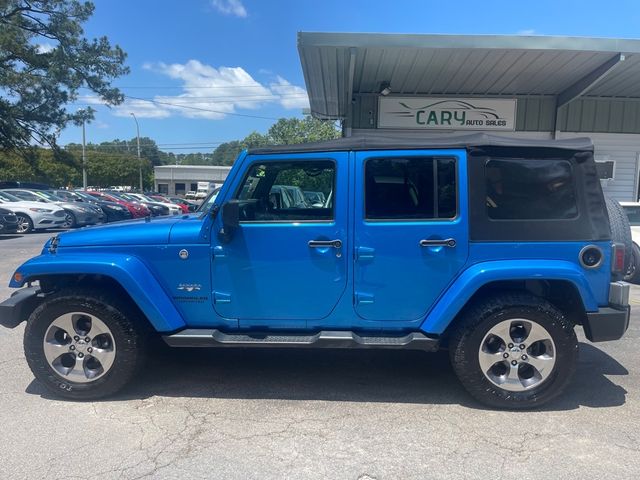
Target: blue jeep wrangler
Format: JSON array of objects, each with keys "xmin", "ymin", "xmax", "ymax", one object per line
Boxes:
[{"xmin": 0, "ymin": 134, "xmax": 632, "ymax": 409}]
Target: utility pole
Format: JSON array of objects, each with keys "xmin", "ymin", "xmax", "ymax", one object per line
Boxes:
[
  {"xmin": 82, "ymin": 115, "xmax": 87, "ymax": 190},
  {"xmin": 130, "ymin": 113, "xmax": 142, "ymax": 192}
]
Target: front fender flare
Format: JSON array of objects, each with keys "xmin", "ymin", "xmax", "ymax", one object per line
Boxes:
[
  {"xmin": 10, "ymin": 253, "xmax": 185, "ymax": 332},
  {"xmin": 420, "ymin": 260, "xmax": 598, "ymax": 335}
]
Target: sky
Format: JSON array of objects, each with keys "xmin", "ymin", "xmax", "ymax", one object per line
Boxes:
[{"xmin": 58, "ymin": 0, "xmax": 640, "ymax": 152}]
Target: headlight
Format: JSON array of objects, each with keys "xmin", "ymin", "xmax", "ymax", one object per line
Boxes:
[{"xmin": 29, "ymin": 208, "xmax": 52, "ymax": 213}]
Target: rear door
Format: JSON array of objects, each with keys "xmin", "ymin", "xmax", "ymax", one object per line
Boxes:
[{"xmin": 353, "ymin": 149, "xmax": 469, "ymax": 322}]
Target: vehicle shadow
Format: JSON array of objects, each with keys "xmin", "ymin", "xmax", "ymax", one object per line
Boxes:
[
  {"xmin": 0, "ymin": 235, "xmax": 23, "ymax": 240},
  {"xmin": 26, "ymin": 342, "xmax": 628, "ymax": 410}
]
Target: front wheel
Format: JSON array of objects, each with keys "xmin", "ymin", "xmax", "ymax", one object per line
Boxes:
[
  {"xmin": 63, "ymin": 212, "xmax": 76, "ymax": 229},
  {"xmin": 24, "ymin": 289, "xmax": 147, "ymax": 400},
  {"xmin": 449, "ymin": 293, "xmax": 578, "ymax": 409}
]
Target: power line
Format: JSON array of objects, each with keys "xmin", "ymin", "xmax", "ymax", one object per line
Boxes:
[
  {"xmin": 80, "ymin": 84, "xmax": 296, "ymax": 90},
  {"xmin": 124, "ymin": 95, "xmax": 280, "ymax": 120}
]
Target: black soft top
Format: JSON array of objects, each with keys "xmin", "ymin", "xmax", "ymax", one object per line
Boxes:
[{"xmin": 248, "ymin": 133, "xmax": 593, "ymax": 155}]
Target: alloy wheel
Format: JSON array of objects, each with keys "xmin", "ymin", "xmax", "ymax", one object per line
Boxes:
[
  {"xmin": 478, "ymin": 319, "xmax": 556, "ymax": 392},
  {"xmin": 42, "ymin": 312, "xmax": 117, "ymax": 383}
]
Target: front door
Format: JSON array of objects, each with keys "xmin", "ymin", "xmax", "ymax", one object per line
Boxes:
[
  {"xmin": 212, "ymin": 153, "xmax": 348, "ymax": 328},
  {"xmin": 353, "ymin": 150, "xmax": 469, "ymax": 322}
]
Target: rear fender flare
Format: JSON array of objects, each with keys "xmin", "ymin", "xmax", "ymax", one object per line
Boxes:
[{"xmin": 420, "ymin": 260, "xmax": 598, "ymax": 335}]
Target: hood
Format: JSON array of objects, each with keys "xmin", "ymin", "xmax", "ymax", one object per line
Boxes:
[
  {"xmin": 0, "ymin": 200, "xmax": 65, "ymax": 212},
  {"xmin": 56, "ymin": 216, "xmax": 184, "ymax": 247}
]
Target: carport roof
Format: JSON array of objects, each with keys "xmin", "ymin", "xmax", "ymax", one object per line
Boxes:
[{"xmin": 298, "ymin": 32, "xmax": 640, "ymax": 119}]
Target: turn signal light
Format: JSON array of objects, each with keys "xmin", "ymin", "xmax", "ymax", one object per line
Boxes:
[
  {"xmin": 13, "ymin": 272, "xmax": 23, "ymax": 283},
  {"xmin": 612, "ymin": 243, "xmax": 625, "ymax": 273}
]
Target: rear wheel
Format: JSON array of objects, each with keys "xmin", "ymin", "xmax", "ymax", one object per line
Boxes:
[
  {"xmin": 449, "ymin": 293, "xmax": 578, "ymax": 409},
  {"xmin": 15, "ymin": 214, "xmax": 33, "ymax": 233},
  {"xmin": 24, "ymin": 289, "xmax": 147, "ymax": 400}
]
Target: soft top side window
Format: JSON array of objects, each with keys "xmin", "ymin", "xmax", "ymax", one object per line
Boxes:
[
  {"xmin": 235, "ymin": 160, "xmax": 335, "ymax": 222},
  {"xmin": 485, "ymin": 159, "xmax": 578, "ymax": 220}
]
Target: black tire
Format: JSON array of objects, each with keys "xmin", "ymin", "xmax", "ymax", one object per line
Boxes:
[
  {"xmin": 449, "ymin": 293, "xmax": 578, "ymax": 410},
  {"xmin": 605, "ymin": 197, "xmax": 632, "ymax": 275},
  {"xmin": 63, "ymin": 211, "xmax": 76, "ymax": 229},
  {"xmin": 15, "ymin": 214, "xmax": 34, "ymax": 234},
  {"xmin": 24, "ymin": 288, "xmax": 147, "ymax": 400},
  {"xmin": 625, "ymin": 243, "xmax": 640, "ymax": 284}
]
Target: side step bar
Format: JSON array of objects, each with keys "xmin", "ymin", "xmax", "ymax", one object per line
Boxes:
[{"xmin": 163, "ymin": 329, "xmax": 440, "ymax": 351}]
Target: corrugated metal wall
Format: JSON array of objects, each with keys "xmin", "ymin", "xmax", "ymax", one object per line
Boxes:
[{"xmin": 353, "ymin": 95, "xmax": 640, "ymax": 134}]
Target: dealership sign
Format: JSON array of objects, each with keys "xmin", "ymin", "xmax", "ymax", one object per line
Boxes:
[{"xmin": 378, "ymin": 97, "xmax": 517, "ymax": 131}]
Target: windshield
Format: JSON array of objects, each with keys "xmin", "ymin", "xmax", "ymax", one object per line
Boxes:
[
  {"xmin": 0, "ymin": 191, "xmax": 21, "ymax": 202},
  {"xmin": 197, "ymin": 187, "xmax": 221, "ymax": 213},
  {"xmin": 35, "ymin": 190, "xmax": 65, "ymax": 202},
  {"xmin": 623, "ymin": 205, "xmax": 640, "ymax": 226}
]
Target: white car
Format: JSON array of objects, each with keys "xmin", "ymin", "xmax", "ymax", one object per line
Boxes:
[
  {"xmin": 126, "ymin": 193, "xmax": 182, "ymax": 215},
  {"xmin": 620, "ymin": 201, "xmax": 640, "ymax": 283},
  {"xmin": 0, "ymin": 191, "xmax": 66, "ymax": 233}
]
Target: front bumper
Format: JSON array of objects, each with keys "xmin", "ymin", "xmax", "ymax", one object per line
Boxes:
[
  {"xmin": 0, "ymin": 286, "xmax": 42, "ymax": 329},
  {"xmin": 583, "ymin": 281, "xmax": 631, "ymax": 342}
]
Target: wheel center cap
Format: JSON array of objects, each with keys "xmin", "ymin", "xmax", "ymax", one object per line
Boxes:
[{"xmin": 74, "ymin": 340, "xmax": 88, "ymax": 353}]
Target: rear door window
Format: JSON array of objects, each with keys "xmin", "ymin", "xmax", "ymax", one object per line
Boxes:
[{"xmin": 364, "ymin": 157, "xmax": 457, "ymax": 220}]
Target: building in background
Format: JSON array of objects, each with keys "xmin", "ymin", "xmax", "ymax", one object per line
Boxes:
[
  {"xmin": 298, "ymin": 33, "xmax": 640, "ymax": 201},
  {"xmin": 154, "ymin": 165, "xmax": 231, "ymax": 196}
]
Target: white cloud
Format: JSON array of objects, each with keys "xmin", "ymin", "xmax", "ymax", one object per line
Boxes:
[
  {"xmin": 140, "ymin": 60, "xmax": 308, "ymax": 120},
  {"xmin": 270, "ymin": 76, "xmax": 310, "ymax": 109},
  {"xmin": 78, "ymin": 95, "xmax": 171, "ymax": 119},
  {"xmin": 211, "ymin": 0, "xmax": 247, "ymax": 18},
  {"xmin": 516, "ymin": 29, "xmax": 537, "ymax": 35}
]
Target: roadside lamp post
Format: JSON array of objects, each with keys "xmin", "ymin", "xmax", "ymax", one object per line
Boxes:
[
  {"xmin": 77, "ymin": 108, "xmax": 88, "ymax": 190},
  {"xmin": 130, "ymin": 113, "xmax": 143, "ymax": 192}
]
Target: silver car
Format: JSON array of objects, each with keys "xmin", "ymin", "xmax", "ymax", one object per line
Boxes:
[
  {"xmin": 0, "ymin": 191, "xmax": 66, "ymax": 233},
  {"xmin": 2, "ymin": 189, "xmax": 101, "ymax": 228}
]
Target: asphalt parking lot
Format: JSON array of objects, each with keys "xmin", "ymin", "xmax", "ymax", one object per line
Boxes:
[{"xmin": 0, "ymin": 232, "xmax": 639, "ymax": 480}]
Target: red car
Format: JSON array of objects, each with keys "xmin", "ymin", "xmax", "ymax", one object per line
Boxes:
[
  {"xmin": 86, "ymin": 191, "xmax": 150, "ymax": 218},
  {"xmin": 149, "ymin": 195, "xmax": 190, "ymax": 214}
]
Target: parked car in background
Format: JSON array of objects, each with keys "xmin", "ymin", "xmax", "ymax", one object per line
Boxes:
[
  {"xmin": 168, "ymin": 196, "xmax": 198, "ymax": 212},
  {"xmin": 54, "ymin": 190, "xmax": 133, "ymax": 223},
  {"xmin": 185, "ymin": 191, "xmax": 197, "ymax": 200},
  {"xmin": 107, "ymin": 192, "xmax": 170, "ymax": 217},
  {"xmin": 621, "ymin": 201, "xmax": 640, "ymax": 283},
  {"xmin": 85, "ymin": 191, "xmax": 150, "ymax": 219},
  {"xmin": 149, "ymin": 195, "xmax": 190, "ymax": 214},
  {"xmin": 126, "ymin": 193, "xmax": 181, "ymax": 215},
  {"xmin": 0, "ymin": 191, "xmax": 66, "ymax": 233},
  {"xmin": 1, "ymin": 189, "xmax": 101, "ymax": 228},
  {"xmin": 0, "ymin": 207, "xmax": 19, "ymax": 235}
]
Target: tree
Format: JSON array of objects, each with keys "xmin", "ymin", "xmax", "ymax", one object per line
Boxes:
[
  {"xmin": 267, "ymin": 117, "xmax": 340, "ymax": 145},
  {"xmin": 209, "ymin": 118, "xmax": 339, "ymax": 166},
  {"xmin": 0, "ymin": 1, "xmax": 129, "ymax": 150}
]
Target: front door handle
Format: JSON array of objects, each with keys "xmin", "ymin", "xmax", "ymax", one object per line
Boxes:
[
  {"xmin": 308, "ymin": 239, "xmax": 342, "ymax": 249},
  {"xmin": 419, "ymin": 238, "xmax": 456, "ymax": 248}
]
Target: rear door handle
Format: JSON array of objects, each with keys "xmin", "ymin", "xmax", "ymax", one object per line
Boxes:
[
  {"xmin": 308, "ymin": 239, "xmax": 342, "ymax": 248},
  {"xmin": 419, "ymin": 238, "xmax": 456, "ymax": 248}
]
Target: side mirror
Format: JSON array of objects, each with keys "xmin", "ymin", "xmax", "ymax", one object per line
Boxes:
[{"xmin": 219, "ymin": 200, "xmax": 240, "ymax": 241}]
